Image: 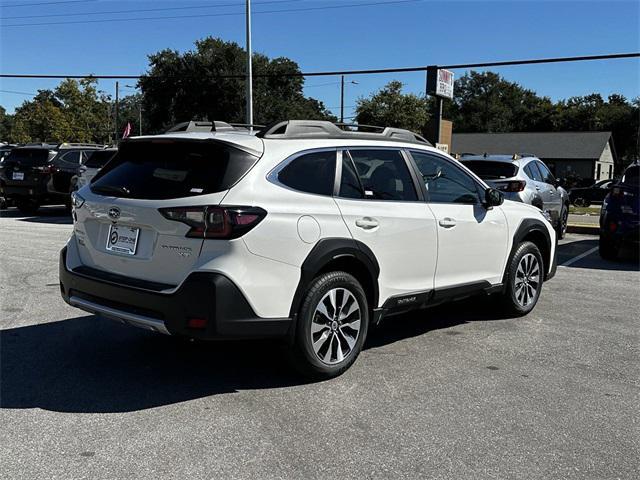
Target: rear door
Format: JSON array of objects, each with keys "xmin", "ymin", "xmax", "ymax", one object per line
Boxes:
[
  {"xmin": 333, "ymin": 148, "xmax": 438, "ymax": 303},
  {"xmin": 74, "ymin": 138, "xmax": 260, "ymax": 286},
  {"xmin": 409, "ymin": 150, "xmax": 509, "ymax": 288},
  {"xmin": 535, "ymin": 160, "xmax": 562, "ymax": 218},
  {"xmin": 50, "ymin": 150, "xmax": 82, "ymax": 194}
]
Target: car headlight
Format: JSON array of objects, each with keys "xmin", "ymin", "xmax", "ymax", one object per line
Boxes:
[{"xmin": 71, "ymin": 191, "xmax": 85, "ymax": 209}]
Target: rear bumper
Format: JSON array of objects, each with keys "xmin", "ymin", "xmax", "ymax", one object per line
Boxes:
[
  {"xmin": 59, "ymin": 247, "xmax": 292, "ymax": 340},
  {"xmin": 0, "ymin": 183, "xmax": 63, "ymax": 201}
]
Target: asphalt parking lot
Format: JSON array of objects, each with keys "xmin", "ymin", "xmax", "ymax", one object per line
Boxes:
[{"xmin": 1, "ymin": 206, "xmax": 638, "ymax": 480}]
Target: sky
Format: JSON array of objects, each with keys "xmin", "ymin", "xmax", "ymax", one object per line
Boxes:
[{"xmin": 0, "ymin": 0, "xmax": 639, "ymax": 120}]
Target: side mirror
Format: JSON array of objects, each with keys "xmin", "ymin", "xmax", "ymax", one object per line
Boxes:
[
  {"xmin": 554, "ymin": 178, "xmax": 563, "ymax": 188},
  {"xmin": 485, "ymin": 187, "xmax": 504, "ymax": 207}
]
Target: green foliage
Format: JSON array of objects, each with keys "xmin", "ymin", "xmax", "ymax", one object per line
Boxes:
[
  {"xmin": 355, "ymin": 81, "xmax": 429, "ymax": 133},
  {"xmin": 138, "ymin": 37, "xmax": 334, "ymax": 133},
  {"xmin": 8, "ymin": 79, "xmax": 112, "ymax": 144},
  {"xmin": 0, "ymin": 106, "xmax": 13, "ymax": 140}
]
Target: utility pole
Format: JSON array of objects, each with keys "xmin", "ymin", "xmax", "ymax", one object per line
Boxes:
[
  {"xmin": 245, "ymin": 0, "xmax": 253, "ymax": 130},
  {"xmin": 114, "ymin": 81, "xmax": 119, "ymax": 142},
  {"xmin": 340, "ymin": 76, "xmax": 358, "ymax": 124}
]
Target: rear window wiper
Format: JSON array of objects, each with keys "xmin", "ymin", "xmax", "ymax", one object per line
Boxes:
[{"xmin": 91, "ymin": 185, "xmax": 131, "ymax": 197}]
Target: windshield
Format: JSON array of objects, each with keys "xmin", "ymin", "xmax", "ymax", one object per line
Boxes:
[
  {"xmin": 91, "ymin": 139, "xmax": 258, "ymax": 200},
  {"xmin": 6, "ymin": 148, "xmax": 52, "ymax": 166},
  {"xmin": 85, "ymin": 150, "xmax": 117, "ymax": 169},
  {"xmin": 461, "ymin": 160, "xmax": 518, "ymax": 179}
]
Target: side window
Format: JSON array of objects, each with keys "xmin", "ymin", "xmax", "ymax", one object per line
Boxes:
[
  {"xmin": 536, "ymin": 161, "xmax": 555, "ymax": 184},
  {"xmin": 61, "ymin": 151, "xmax": 81, "ymax": 165},
  {"xmin": 277, "ymin": 150, "xmax": 336, "ymax": 196},
  {"xmin": 338, "ymin": 152, "xmax": 365, "ymax": 199},
  {"xmin": 411, "ymin": 150, "xmax": 481, "ymax": 204},
  {"xmin": 346, "ymin": 149, "xmax": 418, "ymax": 201},
  {"xmin": 524, "ymin": 162, "xmax": 543, "ymax": 182}
]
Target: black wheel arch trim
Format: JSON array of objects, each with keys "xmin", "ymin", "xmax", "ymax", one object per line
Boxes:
[
  {"xmin": 288, "ymin": 237, "xmax": 380, "ymax": 333},
  {"xmin": 503, "ymin": 218, "xmax": 554, "ymax": 284}
]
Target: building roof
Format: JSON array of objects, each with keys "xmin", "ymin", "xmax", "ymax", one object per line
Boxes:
[{"xmin": 451, "ymin": 131, "xmax": 613, "ymax": 160}]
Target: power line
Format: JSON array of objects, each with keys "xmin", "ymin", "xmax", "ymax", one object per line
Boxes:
[
  {"xmin": 1, "ymin": 53, "xmax": 638, "ymax": 80},
  {"xmin": 0, "ymin": 0, "xmax": 299, "ymax": 20},
  {"xmin": 0, "ymin": 89, "xmax": 37, "ymax": 96},
  {"xmin": 0, "ymin": 0, "xmax": 94, "ymax": 8},
  {"xmin": 1, "ymin": 0, "xmax": 423, "ymax": 27}
]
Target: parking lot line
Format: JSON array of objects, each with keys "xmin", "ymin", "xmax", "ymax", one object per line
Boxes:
[{"xmin": 560, "ymin": 246, "xmax": 599, "ymax": 267}]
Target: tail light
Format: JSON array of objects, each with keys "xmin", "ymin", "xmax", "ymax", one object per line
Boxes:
[
  {"xmin": 159, "ymin": 205, "xmax": 266, "ymax": 239},
  {"xmin": 497, "ymin": 180, "xmax": 526, "ymax": 192}
]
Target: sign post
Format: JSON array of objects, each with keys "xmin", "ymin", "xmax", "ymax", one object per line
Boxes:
[{"xmin": 426, "ymin": 66, "xmax": 454, "ymax": 148}]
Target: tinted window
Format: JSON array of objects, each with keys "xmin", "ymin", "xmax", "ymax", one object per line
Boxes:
[
  {"xmin": 85, "ymin": 150, "xmax": 117, "ymax": 169},
  {"xmin": 622, "ymin": 166, "xmax": 639, "ymax": 187},
  {"xmin": 91, "ymin": 140, "xmax": 257, "ymax": 200},
  {"xmin": 461, "ymin": 160, "xmax": 518, "ymax": 179},
  {"xmin": 536, "ymin": 161, "xmax": 555, "ymax": 184},
  {"xmin": 278, "ymin": 150, "xmax": 336, "ymax": 196},
  {"xmin": 6, "ymin": 148, "xmax": 52, "ymax": 166},
  {"xmin": 524, "ymin": 162, "xmax": 543, "ymax": 182},
  {"xmin": 412, "ymin": 151, "xmax": 481, "ymax": 204},
  {"xmin": 59, "ymin": 151, "xmax": 81, "ymax": 165},
  {"xmin": 347, "ymin": 149, "xmax": 417, "ymax": 201},
  {"xmin": 339, "ymin": 152, "xmax": 365, "ymax": 199}
]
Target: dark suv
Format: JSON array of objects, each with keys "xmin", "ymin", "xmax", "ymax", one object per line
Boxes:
[
  {"xmin": 0, "ymin": 143, "xmax": 103, "ymax": 214},
  {"xmin": 599, "ymin": 164, "xmax": 639, "ymax": 259}
]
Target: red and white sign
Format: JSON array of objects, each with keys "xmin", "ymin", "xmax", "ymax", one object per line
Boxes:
[{"xmin": 435, "ymin": 69, "xmax": 454, "ymax": 99}]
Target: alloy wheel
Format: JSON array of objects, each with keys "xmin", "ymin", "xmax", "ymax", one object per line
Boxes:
[
  {"xmin": 310, "ymin": 288, "xmax": 362, "ymax": 365},
  {"xmin": 514, "ymin": 253, "xmax": 540, "ymax": 308}
]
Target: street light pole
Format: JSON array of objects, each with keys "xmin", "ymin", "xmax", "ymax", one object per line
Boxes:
[
  {"xmin": 340, "ymin": 76, "xmax": 358, "ymax": 124},
  {"xmin": 245, "ymin": 0, "xmax": 253, "ymax": 130}
]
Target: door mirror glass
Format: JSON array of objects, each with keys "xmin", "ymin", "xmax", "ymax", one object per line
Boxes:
[{"xmin": 485, "ymin": 188, "xmax": 504, "ymax": 207}]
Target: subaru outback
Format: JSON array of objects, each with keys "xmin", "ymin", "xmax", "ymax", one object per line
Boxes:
[{"xmin": 60, "ymin": 120, "xmax": 557, "ymax": 378}]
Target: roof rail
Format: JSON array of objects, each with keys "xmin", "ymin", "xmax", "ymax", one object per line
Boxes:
[
  {"xmin": 165, "ymin": 120, "xmax": 236, "ymax": 133},
  {"xmin": 58, "ymin": 142, "xmax": 104, "ymax": 149},
  {"xmin": 256, "ymin": 120, "xmax": 431, "ymax": 146}
]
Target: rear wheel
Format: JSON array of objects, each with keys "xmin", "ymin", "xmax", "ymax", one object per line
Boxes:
[
  {"xmin": 291, "ymin": 271, "xmax": 369, "ymax": 379},
  {"xmin": 556, "ymin": 205, "xmax": 569, "ymax": 240},
  {"xmin": 599, "ymin": 234, "xmax": 618, "ymax": 260},
  {"xmin": 573, "ymin": 197, "xmax": 590, "ymax": 208},
  {"xmin": 500, "ymin": 241, "xmax": 544, "ymax": 315},
  {"xmin": 16, "ymin": 198, "xmax": 40, "ymax": 215}
]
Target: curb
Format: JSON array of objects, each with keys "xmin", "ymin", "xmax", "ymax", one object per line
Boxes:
[{"xmin": 567, "ymin": 224, "xmax": 599, "ymax": 235}]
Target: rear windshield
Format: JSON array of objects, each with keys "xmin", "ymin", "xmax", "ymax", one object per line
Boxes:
[
  {"xmin": 461, "ymin": 160, "xmax": 519, "ymax": 179},
  {"xmin": 85, "ymin": 150, "xmax": 117, "ymax": 168},
  {"xmin": 621, "ymin": 166, "xmax": 639, "ymax": 187},
  {"xmin": 91, "ymin": 139, "xmax": 258, "ymax": 200},
  {"xmin": 6, "ymin": 148, "xmax": 52, "ymax": 166}
]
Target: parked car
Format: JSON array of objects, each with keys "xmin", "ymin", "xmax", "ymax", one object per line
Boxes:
[
  {"xmin": 71, "ymin": 147, "xmax": 117, "ymax": 191},
  {"xmin": 60, "ymin": 120, "xmax": 557, "ymax": 378},
  {"xmin": 459, "ymin": 154, "xmax": 570, "ymax": 239},
  {"xmin": 599, "ymin": 163, "xmax": 639, "ymax": 259},
  {"xmin": 0, "ymin": 143, "xmax": 103, "ymax": 214},
  {"xmin": 569, "ymin": 179, "xmax": 616, "ymax": 207}
]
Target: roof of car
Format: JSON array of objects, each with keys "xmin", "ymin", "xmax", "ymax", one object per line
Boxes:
[
  {"xmin": 125, "ymin": 131, "xmax": 265, "ymax": 156},
  {"xmin": 459, "ymin": 154, "xmax": 538, "ymax": 165}
]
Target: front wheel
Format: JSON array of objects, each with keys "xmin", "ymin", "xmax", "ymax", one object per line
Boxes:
[
  {"xmin": 290, "ymin": 271, "xmax": 369, "ymax": 379},
  {"xmin": 500, "ymin": 241, "xmax": 544, "ymax": 316}
]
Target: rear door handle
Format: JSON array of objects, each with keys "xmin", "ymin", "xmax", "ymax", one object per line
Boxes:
[
  {"xmin": 355, "ymin": 217, "xmax": 379, "ymax": 230},
  {"xmin": 438, "ymin": 217, "xmax": 457, "ymax": 228}
]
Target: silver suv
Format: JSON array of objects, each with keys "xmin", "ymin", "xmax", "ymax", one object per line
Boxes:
[{"xmin": 460, "ymin": 154, "xmax": 569, "ymax": 239}]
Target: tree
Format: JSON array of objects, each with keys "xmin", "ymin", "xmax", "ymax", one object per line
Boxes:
[
  {"xmin": 354, "ymin": 81, "xmax": 429, "ymax": 133},
  {"xmin": 138, "ymin": 37, "xmax": 334, "ymax": 133},
  {"xmin": 9, "ymin": 79, "xmax": 112, "ymax": 144},
  {"xmin": 0, "ymin": 106, "xmax": 13, "ymax": 141}
]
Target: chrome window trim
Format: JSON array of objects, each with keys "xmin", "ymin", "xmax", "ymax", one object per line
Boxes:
[{"xmin": 266, "ymin": 147, "xmax": 339, "ymax": 198}]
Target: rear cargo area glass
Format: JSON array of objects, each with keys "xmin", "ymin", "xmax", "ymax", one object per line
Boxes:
[
  {"xmin": 91, "ymin": 140, "xmax": 258, "ymax": 200},
  {"xmin": 85, "ymin": 150, "xmax": 116, "ymax": 168},
  {"xmin": 6, "ymin": 149, "xmax": 51, "ymax": 166},
  {"xmin": 462, "ymin": 161, "xmax": 518, "ymax": 179}
]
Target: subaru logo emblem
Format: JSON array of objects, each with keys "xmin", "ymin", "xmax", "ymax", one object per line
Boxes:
[{"xmin": 108, "ymin": 207, "xmax": 121, "ymax": 220}]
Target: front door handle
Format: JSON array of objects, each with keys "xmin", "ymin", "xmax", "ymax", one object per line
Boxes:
[
  {"xmin": 438, "ymin": 217, "xmax": 457, "ymax": 228},
  {"xmin": 355, "ymin": 217, "xmax": 379, "ymax": 230}
]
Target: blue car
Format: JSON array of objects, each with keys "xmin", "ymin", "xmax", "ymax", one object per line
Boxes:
[{"xmin": 599, "ymin": 163, "xmax": 640, "ymax": 259}]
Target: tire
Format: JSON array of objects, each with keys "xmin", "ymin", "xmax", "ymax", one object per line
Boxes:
[
  {"xmin": 500, "ymin": 241, "xmax": 544, "ymax": 316},
  {"xmin": 290, "ymin": 271, "xmax": 369, "ymax": 379},
  {"xmin": 16, "ymin": 199, "xmax": 40, "ymax": 215},
  {"xmin": 556, "ymin": 205, "xmax": 569, "ymax": 240},
  {"xmin": 0, "ymin": 196, "xmax": 6, "ymax": 210},
  {"xmin": 599, "ymin": 234, "xmax": 618, "ymax": 260}
]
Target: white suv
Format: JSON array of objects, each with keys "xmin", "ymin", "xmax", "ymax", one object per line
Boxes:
[{"xmin": 60, "ymin": 120, "xmax": 557, "ymax": 378}]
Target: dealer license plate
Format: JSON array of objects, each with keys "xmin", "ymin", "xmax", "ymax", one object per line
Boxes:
[
  {"xmin": 13, "ymin": 172, "xmax": 24, "ymax": 181},
  {"xmin": 106, "ymin": 224, "xmax": 140, "ymax": 256}
]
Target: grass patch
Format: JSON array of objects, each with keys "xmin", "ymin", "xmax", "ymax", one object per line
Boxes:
[{"xmin": 569, "ymin": 205, "xmax": 601, "ymax": 216}]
